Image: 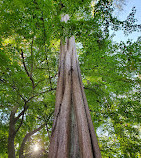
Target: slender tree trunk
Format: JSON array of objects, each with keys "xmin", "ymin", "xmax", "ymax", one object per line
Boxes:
[
  {"xmin": 8, "ymin": 132, "xmax": 15, "ymax": 158},
  {"xmin": 19, "ymin": 134, "xmax": 29, "ymax": 158},
  {"xmin": 19, "ymin": 123, "xmax": 46, "ymax": 158},
  {"xmin": 49, "ymin": 15, "xmax": 101, "ymax": 158},
  {"xmin": 8, "ymin": 108, "xmax": 16, "ymax": 158}
]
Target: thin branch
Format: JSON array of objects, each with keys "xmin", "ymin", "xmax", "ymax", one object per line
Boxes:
[
  {"xmin": 35, "ymin": 67, "xmax": 48, "ymax": 70},
  {"xmin": 36, "ymin": 116, "xmax": 42, "ymax": 120},
  {"xmin": 18, "ymin": 93, "xmax": 27, "ymax": 103},
  {"xmin": 0, "ymin": 76, "xmax": 28, "ymax": 104},
  {"xmin": 15, "ymin": 112, "xmax": 25, "ymax": 134},
  {"xmin": 0, "ymin": 78, "xmax": 7, "ymax": 83},
  {"xmin": 16, "ymin": 88, "xmax": 55, "ymax": 119},
  {"xmin": 21, "ymin": 49, "xmax": 30, "ymax": 77},
  {"xmin": 15, "ymin": 103, "xmax": 28, "ymax": 122},
  {"xmin": 27, "ymin": 88, "xmax": 56, "ymax": 102},
  {"xmin": 12, "ymin": 85, "xmax": 28, "ymax": 104},
  {"xmin": 15, "ymin": 103, "xmax": 29, "ymax": 134},
  {"xmin": 41, "ymin": 11, "xmax": 53, "ymax": 89},
  {"xmin": 28, "ymin": 123, "xmax": 46, "ymax": 136},
  {"xmin": 34, "ymin": 72, "xmax": 57, "ymax": 88},
  {"xmin": 15, "ymin": 88, "xmax": 56, "ymax": 122},
  {"xmin": 34, "ymin": 79, "xmax": 45, "ymax": 89},
  {"xmin": 30, "ymin": 38, "xmax": 34, "ymax": 77},
  {"xmin": 45, "ymin": 48, "xmax": 52, "ymax": 89},
  {"xmin": 21, "ymin": 49, "xmax": 35, "ymax": 88}
]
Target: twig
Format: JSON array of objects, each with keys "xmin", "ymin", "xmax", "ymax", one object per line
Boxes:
[{"xmin": 34, "ymin": 79, "xmax": 45, "ymax": 89}]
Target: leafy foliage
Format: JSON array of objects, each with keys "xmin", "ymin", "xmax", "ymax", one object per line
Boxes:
[{"xmin": 0, "ymin": 0, "xmax": 140, "ymax": 157}]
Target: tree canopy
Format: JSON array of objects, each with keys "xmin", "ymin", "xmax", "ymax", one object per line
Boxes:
[{"xmin": 0, "ymin": 0, "xmax": 141, "ymax": 157}]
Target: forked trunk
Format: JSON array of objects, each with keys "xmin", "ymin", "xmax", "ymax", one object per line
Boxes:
[{"xmin": 48, "ymin": 15, "xmax": 101, "ymax": 158}]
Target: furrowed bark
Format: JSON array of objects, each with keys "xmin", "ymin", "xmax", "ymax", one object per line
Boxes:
[{"xmin": 48, "ymin": 14, "xmax": 101, "ymax": 158}]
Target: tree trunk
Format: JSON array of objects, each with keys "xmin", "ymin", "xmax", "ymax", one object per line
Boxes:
[
  {"xmin": 48, "ymin": 15, "xmax": 101, "ymax": 158},
  {"xmin": 19, "ymin": 123, "xmax": 46, "ymax": 158},
  {"xmin": 8, "ymin": 108, "xmax": 16, "ymax": 158},
  {"xmin": 19, "ymin": 135, "xmax": 27, "ymax": 158}
]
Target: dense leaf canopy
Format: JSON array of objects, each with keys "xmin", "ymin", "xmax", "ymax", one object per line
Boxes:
[{"xmin": 0, "ymin": 0, "xmax": 140, "ymax": 157}]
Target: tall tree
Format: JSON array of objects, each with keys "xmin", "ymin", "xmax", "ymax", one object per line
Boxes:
[{"xmin": 49, "ymin": 14, "xmax": 101, "ymax": 158}]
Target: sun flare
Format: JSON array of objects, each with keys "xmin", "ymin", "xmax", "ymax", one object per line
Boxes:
[{"xmin": 34, "ymin": 144, "xmax": 39, "ymax": 151}]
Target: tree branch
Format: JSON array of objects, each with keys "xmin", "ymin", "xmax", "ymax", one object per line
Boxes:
[
  {"xmin": 15, "ymin": 88, "xmax": 55, "ymax": 121},
  {"xmin": 15, "ymin": 112, "xmax": 25, "ymax": 134},
  {"xmin": 30, "ymin": 38, "xmax": 34, "ymax": 77},
  {"xmin": 27, "ymin": 88, "xmax": 56, "ymax": 102},
  {"xmin": 15, "ymin": 109, "xmax": 28, "ymax": 123},
  {"xmin": 14, "ymin": 102, "xmax": 29, "ymax": 133},
  {"xmin": 15, "ymin": 88, "xmax": 55, "ymax": 122},
  {"xmin": 18, "ymin": 93, "xmax": 27, "ymax": 103},
  {"xmin": 21, "ymin": 49, "xmax": 35, "ymax": 88},
  {"xmin": 41, "ymin": 11, "xmax": 53, "ymax": 89},
  {"xmin": 45, "ymin": 49, "xmax": 52, "ymax": 89},
  {"xmin": 28, "ymin": 123, "xmax": 46, "ymax": 137},
  {"xmin": 34, "ymin": 79, "xmax": 45, "ymax": 89}
]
